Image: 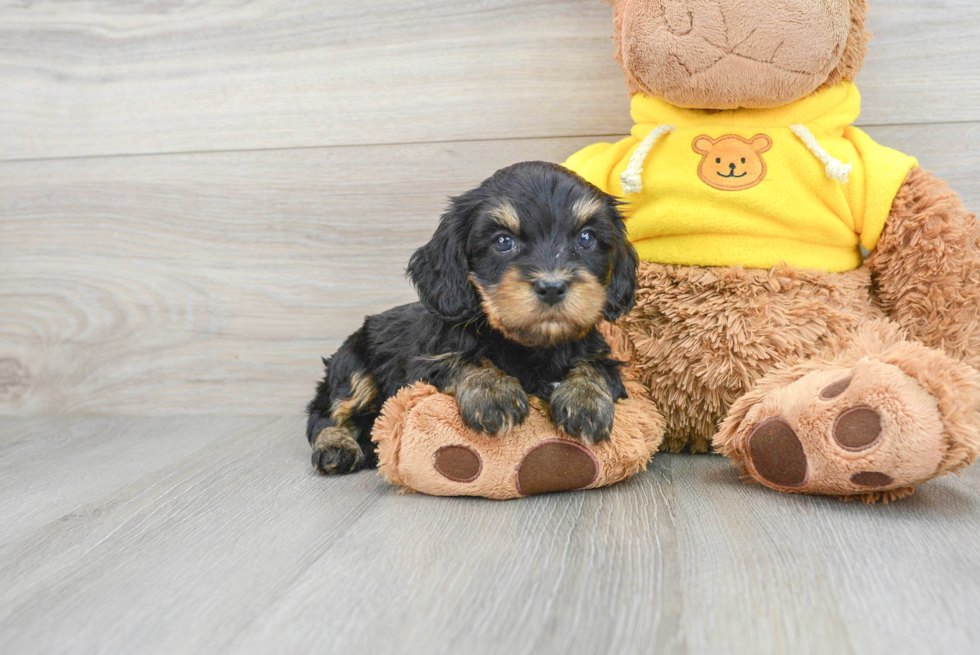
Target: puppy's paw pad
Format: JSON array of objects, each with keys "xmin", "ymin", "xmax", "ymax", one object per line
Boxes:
[
  {"xmin": 516, "ymin": 440, "xmax": 598, "ymax": 496},
  {"xmin": 433, "ymin": 445, "xmax": 482, "ymax": 483},
  {"xmin": 312, "ymin": 446, "xmax": 362, "ymax": 475},
  {"xmin": 311, "ymin": 428, "xmax": 364, "ymax": 475},
  {"xmin": 747, "ymin": 417, "xmax": 808, "ymax": 487}
]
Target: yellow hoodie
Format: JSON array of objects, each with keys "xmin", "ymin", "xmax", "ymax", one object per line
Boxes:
[{"xmin": 563, "ymin": 82, "xmax": 917, "ymax": 272}]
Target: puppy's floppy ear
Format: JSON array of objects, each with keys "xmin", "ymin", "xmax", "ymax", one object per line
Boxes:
[
  {"xmin": 603, "ymin": 201, "xmax": 639, "ymax": 321},
  {"xmin": 406, "ymin": 192, "xmax": 482, "ymax": 323}
]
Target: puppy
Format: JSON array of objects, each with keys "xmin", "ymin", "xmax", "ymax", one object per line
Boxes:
[{"xmin": 306, "ymin": 161, "xmax": 639, "ymax": 474}]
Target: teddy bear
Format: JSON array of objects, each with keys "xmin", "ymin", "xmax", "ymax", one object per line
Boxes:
[
  {"xmin": 564, "ymin": 0, "xmax": 980, "ymax": 502},
  {"xmin": 373, "ymin": 0, "xmax": 980, "ymax": 502}
]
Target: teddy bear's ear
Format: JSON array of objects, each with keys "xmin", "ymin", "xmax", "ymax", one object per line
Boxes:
[
  {"xmin": 692, "ymin": 136, "xmax": 714, "ymax": 155},
  {"xmin": 822, "ymin": 0, "xmax": 872, "ymax": 89},
  {"xmin": 751, "ymin": 135, "xmax": 773, "ymax": 154}
]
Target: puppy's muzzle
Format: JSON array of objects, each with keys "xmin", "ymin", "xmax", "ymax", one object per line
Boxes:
[{"xmin": 533, "ymin": 279, "xmax": 569, "ymax": 306}]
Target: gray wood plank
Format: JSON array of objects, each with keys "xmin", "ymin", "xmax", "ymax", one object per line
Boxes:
[
  {"xmin": 0, "ymin": 416, "xmax": 390, "ymax": 654},
  {"xmin": 230, "ymin": 456, "xmax": 980, "ymax": 655},
  {"xmin": 0, "ymin": 0, "xmax": 977, "ymax": 161},
  {"xmin": 2, "ymin": 124, "xmax": 977, "ymax": 416},
  {"xmin": 669, "ymin": 456, "xmax": 980, "ymax": 655},
  {"xmin": 1, "ymin": 416, "xmax": 978, "ymax": 654},
  {"xmin": 0, "ymin": 415, "xmax": 277, "ymax": 538}
]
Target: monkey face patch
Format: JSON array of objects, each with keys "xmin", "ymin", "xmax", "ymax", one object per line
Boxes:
[{"xmin": 693, "ymin": 134, "xmax": 773, "ymax": 191}]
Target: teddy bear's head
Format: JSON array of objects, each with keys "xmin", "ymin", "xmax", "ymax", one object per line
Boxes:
[{"xmin": 607, "ymin": 0, "xmax": 870, "ymax": 109}]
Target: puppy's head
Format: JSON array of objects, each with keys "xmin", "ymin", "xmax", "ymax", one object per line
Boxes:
[{"xmin": 407, "ymin": 161, "xmax": 638, "ymax": 347}]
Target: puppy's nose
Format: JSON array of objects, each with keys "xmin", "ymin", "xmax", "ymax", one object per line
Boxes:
[
  {"xmin": 729, "ymin": 162, "xmax": 737, "ymax": 170},
  {"xmin": 533, "ymin": 280, "xmax": 569, "ymax": 305}
]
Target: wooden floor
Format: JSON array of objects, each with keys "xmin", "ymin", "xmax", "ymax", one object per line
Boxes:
[
  {"xmin": 2, "ymin": 416, "xmax": 979, "ymax": 654},
  {"xmin": 3, "ymin": 1, "xmax": 980, "ymax": 653}
]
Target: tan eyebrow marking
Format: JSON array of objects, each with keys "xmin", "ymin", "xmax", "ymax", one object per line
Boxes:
[
  {"xmin": 572, "ymin": 196, "xmax": 604, "ymax": 227},
  {"xmin": 489, "ymin": 202, "xmax": 521, "ymax": 232}
]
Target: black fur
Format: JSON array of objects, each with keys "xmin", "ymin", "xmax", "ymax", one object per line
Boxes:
[{"xmin": 306, "ymin": 162, "xmax": 639, "ymax": 474}]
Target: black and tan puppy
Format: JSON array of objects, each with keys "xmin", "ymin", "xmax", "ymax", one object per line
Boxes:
[{"xmin": 306, "ymin": 161, "xmax": 639, "ymax": 474}]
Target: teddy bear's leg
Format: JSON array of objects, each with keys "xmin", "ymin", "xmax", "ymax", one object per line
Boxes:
[
  {"xmin": 714, "ymin": 320, "xmax": 980, "ymax": 502},
  {"xmin": 869, "ymin": 167, "xmax": 980, "ymax": 370}
]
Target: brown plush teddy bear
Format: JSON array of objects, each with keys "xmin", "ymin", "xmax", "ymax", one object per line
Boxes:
[
  {"xmin": 374, "ymin": 0, "xmax": 980, "ymax": 502},
  {"xmin": 569, "ymin": 0, "xmax": 980, "ymax": 502}
]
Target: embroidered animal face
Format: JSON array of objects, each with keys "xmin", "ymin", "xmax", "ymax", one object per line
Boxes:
[{"xmin": 692, "ymin": 134, "xmax": 773, "ymax": 191}]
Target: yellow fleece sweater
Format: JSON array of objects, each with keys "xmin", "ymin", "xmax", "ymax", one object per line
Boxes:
[{"xmin": 563, "ymin": 83, "xmax": 917, "ymax": 272}]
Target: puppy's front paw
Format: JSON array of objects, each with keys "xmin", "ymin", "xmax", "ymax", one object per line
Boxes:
[
  {"xmin": 311, "ymin": 427, "xmax": 365, "ymax": 475},
  {"xmin": 550, "ymin": 377, "xmax": 615, "ymax": 444},
  {"xmin": 455, "ymin": 368, "xmax": 530, "ymax": 436}
]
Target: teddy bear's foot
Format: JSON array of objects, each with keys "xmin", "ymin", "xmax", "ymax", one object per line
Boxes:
[
  {"xmin": 371, "ymin": 381, "xmax": 664, "ymax": 499},
  {"xmin": 715, "ymin": 334, "xmax": 980, "ymax": 502}
]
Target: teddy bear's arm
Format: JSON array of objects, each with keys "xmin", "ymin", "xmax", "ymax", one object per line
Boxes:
[{"xmin": 869, "ymin": 167, "xmax": 980, "ymax": 369}]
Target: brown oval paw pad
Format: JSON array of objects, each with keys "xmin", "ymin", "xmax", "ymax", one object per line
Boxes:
[
  {"xmin": 747, "ymin": 418, "xmax": 808, "ymax": 487},
  {"xmin": 819, "ymin": 376, "xmax": 852, "ymax": 400},
  {"xmin": 516, "ymin": 440, "xmax": 598, "ymax": 496},
  {"xmin": 851, "ymin": 471, "xmax": 894, "ymax": 487},
  {"xmin": 433, "ymin": 445, "xmax": 482, "ymax": 483},
  {"xmin": 834, "ymin": 407, "xmax": 882, "ymax": 451}
]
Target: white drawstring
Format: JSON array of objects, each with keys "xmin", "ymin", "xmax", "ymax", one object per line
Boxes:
[
  {"xmin": 620, "ymin": 124, "xmax": 676, "ymax": 194},
  {"xmin": 790, "ymin": 124, "xmax": 852, "ymax": 183}
]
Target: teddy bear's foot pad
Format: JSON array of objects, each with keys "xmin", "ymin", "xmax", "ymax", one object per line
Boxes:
[
  {"xmin": 734, "ymin": 358, "xmax": 948, "ymax": 500},
  {"xmin": 746, "ymin": 418, "xmax": 808, "ymax": 487},
  {"xmin": 433, "ymin": 445, "xmax": 482, "ymax": 483},
  {"xmin": 516, "ymin": 441, "xmax": 599, "ymax": 495}
]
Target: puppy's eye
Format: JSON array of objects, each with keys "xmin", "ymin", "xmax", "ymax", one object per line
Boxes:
[
  {"xmin": 493, "ymin": 234, "xmax": 515, "ymax": 253},
  {"xmin": 716, "ymin": 158, "xmax": 721, "ymax": 164},
  {"xmin": 741, "ymin": 157, "xmax": 746, "ymax": 164},
  {"xmin": 577, "ymin": 230, "xmax": 596, "ymax": 250}
]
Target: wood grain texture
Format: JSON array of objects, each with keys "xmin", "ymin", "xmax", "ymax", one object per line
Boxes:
[
  {"xmin": 1, "ymin": 416, "xmax": 979, "ymax": 654},
  {"xmin": 2, "ymin": 124, "xmax": 978, "ymax": 416},
  {"xmin": 0, "ymin": 0, "xmax": 978, "ymax": 161},
  {"xmin": 3, "ymin": 3, "xmax": 979, "ymax": 654}
]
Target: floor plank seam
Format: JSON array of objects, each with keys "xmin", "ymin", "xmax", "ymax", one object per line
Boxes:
[{"xmin": 3, "ymin": 119, "xmax": 976, "ymax": 166}]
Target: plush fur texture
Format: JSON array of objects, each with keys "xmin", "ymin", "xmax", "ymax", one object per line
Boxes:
[
  {"xmin": 307, "ymin": 162, "xmax": 640, "ymax": 476},
  {"xmin": 868, "ymin": 168, "xmax": 980, "ymax": 369},
  {"xmin": 609, "ymin": 0, "xmax": 869, "ymax": 108},
  {"xmin": 600, "ymin": 167, "xmax": 980, "ymax": 499},
  {"xmin": 373, "ymin": 380, "xmax": 664, "ymax": 499},
  {"xmin": 603, "ymin": 262, "xmax": 881, "ymax": 453},
  {"xmin": 582, "ymin": 0, "xmax": 980, "ymax": 502}
]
